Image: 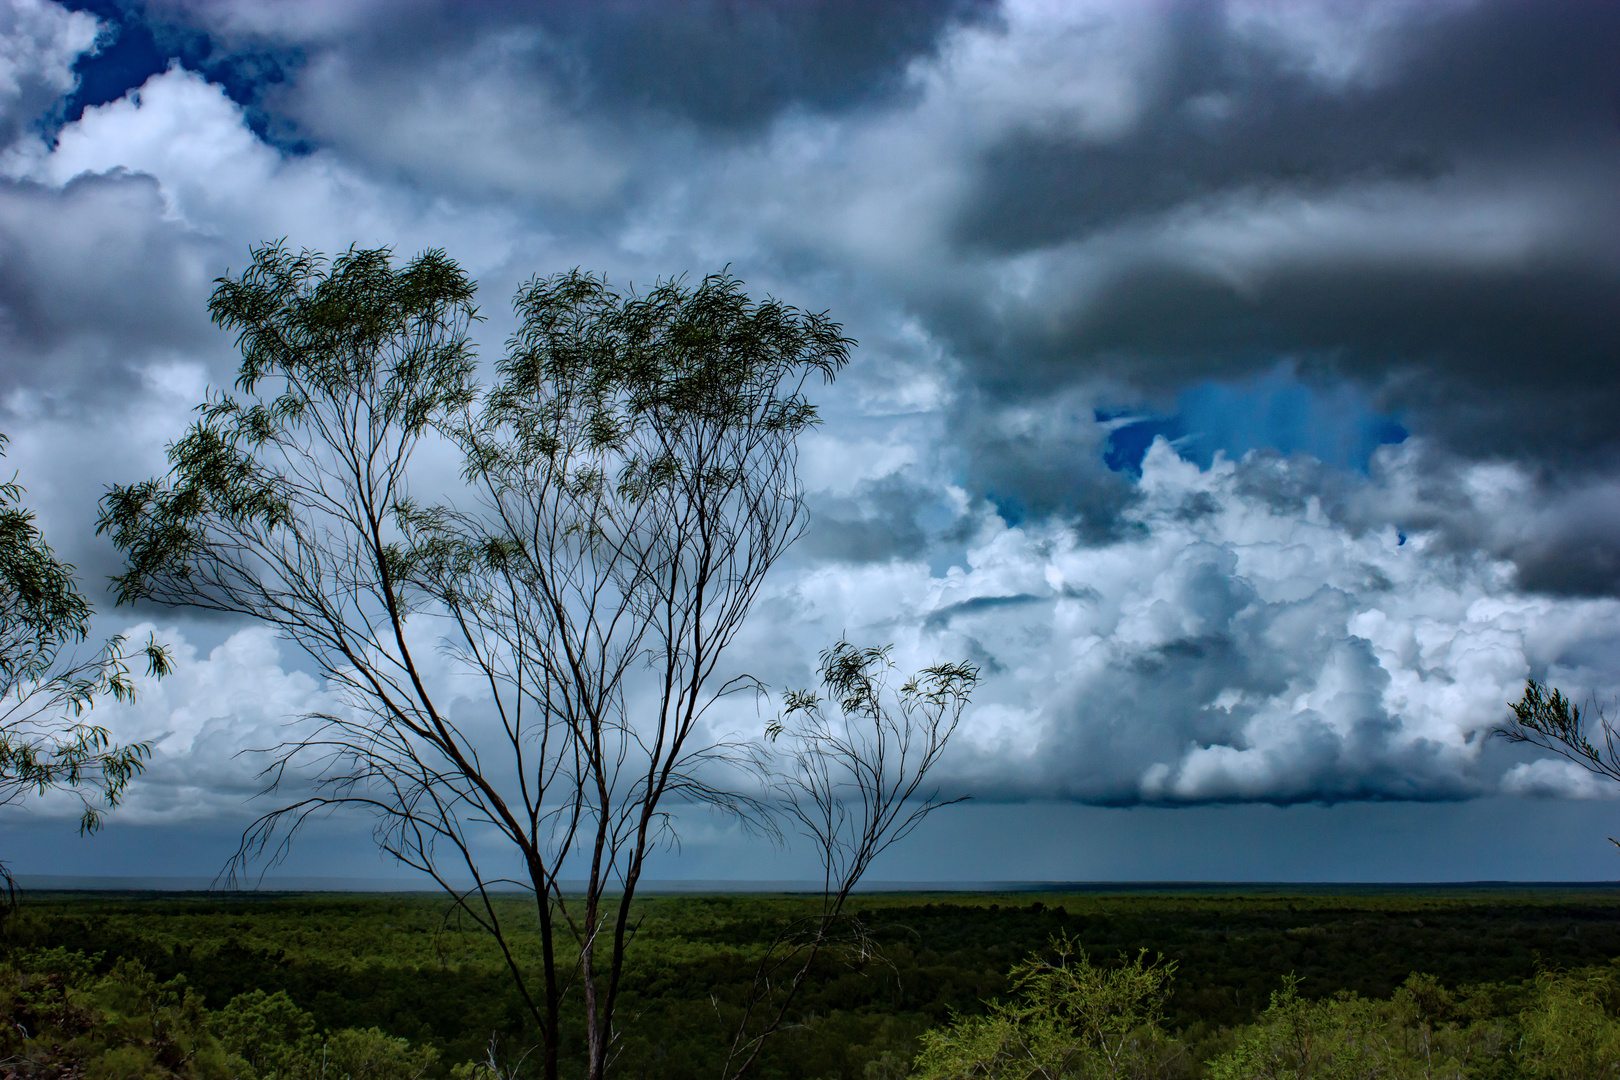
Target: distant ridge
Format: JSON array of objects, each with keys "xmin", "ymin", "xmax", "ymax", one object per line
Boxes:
[{"xmin": 14, "ymin": 875, "xmax": 1620, "ymax": 894}]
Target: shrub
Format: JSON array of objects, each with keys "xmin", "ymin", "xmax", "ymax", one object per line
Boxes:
[
  {"xmin": 1517, "ymin": 966, "xmax": 1620, "ymax": 1080},
  {"xmin": 911, "ymin": 934, "xmax": 1185, "ymax": 1080}
]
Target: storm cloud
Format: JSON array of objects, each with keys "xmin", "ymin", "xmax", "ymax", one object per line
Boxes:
[{"xmin": 926, "ymin": 0, "xmax": 1620, "ymax": 472}]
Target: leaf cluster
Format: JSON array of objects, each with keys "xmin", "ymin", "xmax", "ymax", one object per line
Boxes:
[
  {"xmin": 0, "ymin": 434, "xmax": 170, "ymax": 837},
  {"xmin": 770, "ymin": 640, "xmax": 978, "ymax": 904},
  {"xmin": 100, "ymin": 241, "xmax": 479, "ymax": 609},
  {"xmin": 492, "ymin": 268, "xmax": 847, "ymax": 462},
  {"xmin": 1497, "ymin": 679, "xmax": 1620, "ymax": 788}
]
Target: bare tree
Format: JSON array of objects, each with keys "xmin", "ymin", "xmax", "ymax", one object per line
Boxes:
[
  {"xmin": 0, "ymin": 432, "xmax": 170, "ymax": 877},
  {"xmin": 98, "ymin": 245, "xmax": 856, "ymax": 1080},
  {"xmin": 718, "ymin": 640, "xmax": 978, "ymax": 1080}
]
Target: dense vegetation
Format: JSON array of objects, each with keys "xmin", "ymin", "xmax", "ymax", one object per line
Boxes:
[{"xmin": 2, "ymin": 886, "xmax": 1618, "ymax": 1077}]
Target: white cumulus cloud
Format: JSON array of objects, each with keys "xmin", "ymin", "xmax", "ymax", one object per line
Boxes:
[
  {"xmin": 0, "ymin": 0, "xmax": 99, "ymax": 150},
  {"xmin": 1501, "ymin": 757, "xmax": 1620, "ymax": 801},
  {"xmin": 740, "ymin": 438, "xmax": 1620, "ymax": 806}
]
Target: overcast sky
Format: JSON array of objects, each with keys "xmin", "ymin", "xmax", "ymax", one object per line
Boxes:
[{"xmin": 2, "ymin": 0, "xmax": 1619, "ymax": 885}]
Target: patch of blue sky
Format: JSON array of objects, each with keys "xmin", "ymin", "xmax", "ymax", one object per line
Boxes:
[
  {"xmin": 1102, "ymin": 366, "xmax": 1407, "ymax": 476},
  {"xmin": 57, "ymin": 1, "xmax": 307, "ymax": 152}
]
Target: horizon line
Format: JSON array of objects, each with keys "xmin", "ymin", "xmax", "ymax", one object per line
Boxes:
[{"xmin": 14, "ymin": 875, "xmax": 1620, "ymax": 894}]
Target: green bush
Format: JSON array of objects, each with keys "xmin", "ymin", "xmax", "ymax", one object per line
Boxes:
[
  {"xmin": 912, "ymin": 935, "xmax": 1186, "ymax": 1080},
  {"xmin": 212, "ymin": 988, "xmax": 439, "ymax": 1079},
  {"xmin": 1202, "ymin": 972, "xmax": 1512, "ymax": 1079},
  {"xmin": 0, "ymin": 948, "xmax": 444, "ymax": 1079},
  {"xmin": 0, "ymin": 950, "xmax": 233, "ymax": 1078},
  {"xmin": 215, "ymin": 987, "xmax": 320, "ymax": 1078},
  {"xmin": 915, "ymin": 938, "xmax": 1620, "ymax": 1080},
  {"xmin": 313, "ymin": 1026, "xmax": 440, "ymax": 1080}
]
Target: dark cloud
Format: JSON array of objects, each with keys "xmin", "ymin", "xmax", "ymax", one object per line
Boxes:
[
  {"xmin": 946, "ymin": 258, "xmax": 1620, "ymax": 457},
  {"xmin": 924, "ymin": 592, "xmax": 1043, "ymax": 632},
  {"xmin": 1217, "ymin": 440, "xmax": 1620, "ymax": 598},
  {"xmin": 1516, "ymin": 536, "xmax": 1620, "ymax": 597},
  {"xmin": 0, "ymin": 166, "xmax": 229, "ymax": 604},
  {"xmin": 800, "ymin": 473, "xmax": 935, "ymax": 563},
  {"xmin": 181, "ymin": 0, "xmax": 996, "ymax": 133},
  {"xmin": 948, "ymin": 388, "xmax": 1138, "ymax": 528},
  {"xmin": 0, "ymin": 171, "xmax": 221, "ymax": 396},
  {"xmin": 957, "ymin": 1, "xmax": 1620, "ymax": 253},
  {"xmin": 126, "ymin": 0, "xmax": 993, "ymax": 212},
  {"xmin": 931, "ymin": 0, "xmax": 1620, "ymax": 475},
  {"xmin": 537, "ymin": 0, "xmax": 999, "ymax": 130},
  {"xmin": 1355, "ymin": 446, "xmax": 1620, "ymax": 598}
]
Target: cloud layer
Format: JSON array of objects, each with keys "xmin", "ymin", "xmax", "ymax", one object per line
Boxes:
[
  {"xmin": 757, "ymin": 439, "xmax": 1620, "ymax": 806},
  {"xmin": 58, "ymin": 436, "xmax": 1620, "ymax": 828},
  {"xmin": 0, "ymin": 0, "xmax": 1617, "ymax": 829}
]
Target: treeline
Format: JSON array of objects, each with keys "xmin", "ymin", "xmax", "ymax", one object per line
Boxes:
[{"xmin": 3, "ymin": 889, "xmax": 1619, "ymax": 1078}]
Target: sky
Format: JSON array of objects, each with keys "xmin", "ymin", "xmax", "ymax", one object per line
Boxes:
[{"xmin": 1, "ymin": 0, "xmax": 1619, "ymax": 885}]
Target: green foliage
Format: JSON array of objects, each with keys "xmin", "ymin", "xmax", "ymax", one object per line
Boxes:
[
  {"xmin": 1204, "ymin": 964, "xmax": 1620, "ymax": 1079},
  {"xmin": 216, "ymin": 988, "xmax": 317, "ymax": 1076},
  {"xmin": 913, "ymin": 936, "xmax": 1182, "ymax": 1080},
  {"xmin": 1497, "ymin": 679, "xmax": 1620, "ymax": 794},
  {"xmin": 98, "ymin": 241, "xmax": 480, "ymax": 612},
  {"xmin": 302, "ymin": 1026, "xmax": 439, "ymax": 1080},
  {"xmin": 1204, "ymin": 972, "xmax": 1512, "ymax": 1080},
  {"xmin": 212, "ymin": 993, "xmax": 439, "ymax": 1080},
  {"xmin": 215, "ymin": 986, "xmax": 442, "ymax": 1080},
  {"xmin": 1516, "ymin": 966, "xmax": 1620, "ymax": 1079},
  {"xmin": 13, "ymin": 881, "xmax": 1620, "ymax": 1078},
  {"xmin": 913, "ymin": 934, "xmax": 1620, "ymax": 1080},
  {"xmin": 0, "ymin": 431, "xmax": 169, "ymax": 838},
  {"xmin": 0, "ymin": 439, "xmax": 92, "ymax": 653},
  {"xmin": 0, "ymin": 947, "xmax": 445, "ymax": 1079},
  {"xmin": 1505, "ymin": 681, "xmax": 1587, "ymax": 752},
  {"xmin": 492, "ymin": 268, "xmax": 848, "ymax": 465},
  {"xmin": 0, "ymin": 949, "xmax": 232, "ymax": 1078}
]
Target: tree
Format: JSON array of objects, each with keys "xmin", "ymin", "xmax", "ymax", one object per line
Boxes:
[
  {"xmin": 719, "ymin": 640, "xmax": 977, "ymax": 1080},
  {"xmin": 99, "ymin": 243, "xmax": 971, "ymax": 1080},
  {"xmin": 432, "ymin": 266, "xmax": 852, "ymax": 1080},
  {"xmin": 0, "ymin": 432, "xmax": 169, "ymax": 867}
]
